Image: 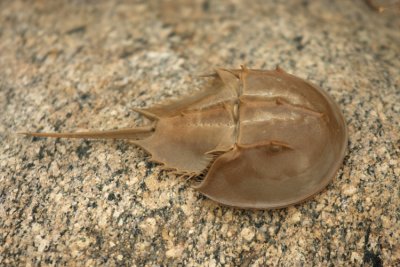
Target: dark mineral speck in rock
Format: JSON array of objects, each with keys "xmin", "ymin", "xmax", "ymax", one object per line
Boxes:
[{"xmin": 75, "ymin": 141, "xmax": 92, "ymax": 159}]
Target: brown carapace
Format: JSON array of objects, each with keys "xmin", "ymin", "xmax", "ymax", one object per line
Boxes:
[{"xmin": 22, "ymin": 66, "xmax": 348, "ymax": 209}]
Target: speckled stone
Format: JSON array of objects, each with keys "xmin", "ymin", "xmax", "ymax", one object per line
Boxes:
[{"xmin": 0, "ymin": 0, "xmax": 399, "ymax": 266}]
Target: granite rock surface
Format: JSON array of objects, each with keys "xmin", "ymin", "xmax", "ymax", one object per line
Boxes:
[{"xmin": 0, "ymin": 0, "xmax": 399, "ymax": 266}]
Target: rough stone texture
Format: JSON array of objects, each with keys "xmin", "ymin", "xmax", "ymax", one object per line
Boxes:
[{"xmin": 0, "ymin": 0, "xmax": 399, "ymax": 266}]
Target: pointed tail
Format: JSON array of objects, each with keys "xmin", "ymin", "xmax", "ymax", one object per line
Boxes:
[{"xmin": 18, "ymin": 126, "xmax": 154, "ymax": 140}]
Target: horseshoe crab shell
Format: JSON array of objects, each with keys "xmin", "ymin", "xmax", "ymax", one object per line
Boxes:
[{"xmin": 22, "ymin": 66, "xmax": 348, "ymax": 209}]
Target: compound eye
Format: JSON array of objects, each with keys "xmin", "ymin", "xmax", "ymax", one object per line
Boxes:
[
  {"xmin": 264, "ymin": 141, "xmax": 293, "ymax": 154},
  {"xmin": 269, "ymin": 144, "xmax": 282, "ymax": 153}
]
